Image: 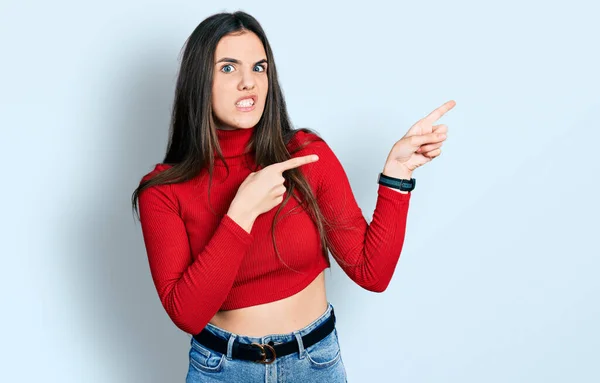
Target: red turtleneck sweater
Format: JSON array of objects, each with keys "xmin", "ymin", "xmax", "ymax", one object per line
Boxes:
[{"xmin": 137, "ymin": 128, "xmax": 411, "ymax": 335}]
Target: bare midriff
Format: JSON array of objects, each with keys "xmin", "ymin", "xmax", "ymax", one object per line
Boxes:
[{"xmin": 208, "ymin": 271, "xmax": 328, "ymax": 337}]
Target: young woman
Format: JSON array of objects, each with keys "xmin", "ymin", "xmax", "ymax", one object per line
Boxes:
[{"xmin": 131, "ymin": 11, "xmax": 455, "ymax": 383}]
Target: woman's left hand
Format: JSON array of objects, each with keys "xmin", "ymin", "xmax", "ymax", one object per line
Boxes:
[{"xmin": 383, "ymin": 100, "xmax": 456, "ymax": 178}]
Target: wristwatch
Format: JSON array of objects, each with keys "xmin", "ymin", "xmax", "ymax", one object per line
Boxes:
[{"xmin": 377, "ymin": 172, "xmax": 416, "ymax": 192}]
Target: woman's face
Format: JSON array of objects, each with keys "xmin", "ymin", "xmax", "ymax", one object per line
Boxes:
[{"xmin": 212, "ymin": 31, "xmax": 269, "ymax": 131}]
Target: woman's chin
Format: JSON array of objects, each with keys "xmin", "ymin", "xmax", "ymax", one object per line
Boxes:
[
  {"xmin": 215, "ymin": 117, "xmax": 260, "ymax": 130},
  {"xmin": 231, "ymin": 117, "xmax": 261, "ymax": 130}
]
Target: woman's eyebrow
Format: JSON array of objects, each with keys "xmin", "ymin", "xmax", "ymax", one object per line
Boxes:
[{"xmin": 215, "ymin": 58, "xmax": 268, "ymax": 65}]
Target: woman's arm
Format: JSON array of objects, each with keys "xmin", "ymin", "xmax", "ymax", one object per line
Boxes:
[
  {"xmin": 306, "ymin": 137, "xmax": 411, "ymax": 292},
  {"xmin": 138, "ymin": 179, "xmax": 254, "ymax": 334}
]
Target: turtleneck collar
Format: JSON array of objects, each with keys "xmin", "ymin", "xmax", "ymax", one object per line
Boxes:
[{"xmin": 214, "ymin": 127, "xmax": 255, "ymax": 166}]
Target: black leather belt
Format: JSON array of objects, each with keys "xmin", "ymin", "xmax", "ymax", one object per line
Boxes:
[{"xmin": 193, "ymin": 308, "xmax": 336, "ymax": 364}]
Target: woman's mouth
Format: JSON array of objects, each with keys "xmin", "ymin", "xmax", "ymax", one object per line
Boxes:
[{"xmin": 235, "ymin": 97, "xmax": 256, "ymax": 112}]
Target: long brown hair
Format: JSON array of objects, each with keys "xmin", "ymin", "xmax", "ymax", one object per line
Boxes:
[{"xmin": 131, "ymin": 11, "xmax": 346, "ymax": 270}]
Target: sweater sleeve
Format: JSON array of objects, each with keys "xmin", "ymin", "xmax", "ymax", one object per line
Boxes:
[
  {"xmin": 309, "ymin": 139, "xmax": 411, "ymax": 292},
  {"xmin": 137, "ymin": 177, "xmax": 254, "ymax": 335}
]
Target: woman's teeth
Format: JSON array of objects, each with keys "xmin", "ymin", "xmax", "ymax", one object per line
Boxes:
[{"xmin": 236, "ymin": 98, "xmax": 254, "ymax": 107}]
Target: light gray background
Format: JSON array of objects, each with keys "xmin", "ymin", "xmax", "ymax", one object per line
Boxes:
[{"xmin": 2, "ymin": 0, "xmax": 598, "ymax": 382}]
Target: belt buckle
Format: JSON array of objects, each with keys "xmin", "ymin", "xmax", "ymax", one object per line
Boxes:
[{"xmin": 251, "ymin": 342, "xmax": 277, "ymax": 364}]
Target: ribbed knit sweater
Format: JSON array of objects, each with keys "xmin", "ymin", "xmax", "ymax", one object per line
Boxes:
[{"xmin": 138, "ymin": 127, "xmax": 411, "ymax": 335}]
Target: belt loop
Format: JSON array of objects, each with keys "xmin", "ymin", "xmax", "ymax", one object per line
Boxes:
[
  {"xmin": 226, "ymin": 333, "xmax": 236, "ymax": 359},
  {"xmin": 293, "ymin": 331, "xmax": 305, "ymax": 360},
  {"xmin": 330, "ymin": 303, "xmax": 336, "ymax": 325}
]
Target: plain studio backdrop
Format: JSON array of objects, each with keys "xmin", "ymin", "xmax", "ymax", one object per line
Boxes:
[{"xmin": 2, "ymin": 0, "xmax": 598, "ymax": 382}]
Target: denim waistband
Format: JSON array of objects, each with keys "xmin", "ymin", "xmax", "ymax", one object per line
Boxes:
[{"xmin": 199, "ymin": 302, "xmax": 335, "ymax": 357}]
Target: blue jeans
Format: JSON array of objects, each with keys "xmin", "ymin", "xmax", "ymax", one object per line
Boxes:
[{"xmin": 185, "ymin": 303, "xmax": 347, "ymax": 382}]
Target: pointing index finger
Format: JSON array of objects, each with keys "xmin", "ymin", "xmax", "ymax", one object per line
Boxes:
[
  {"xmin": 276, "ymin": 154, "xmax": 320, "ymax": 172},
  {"xmin": 423, "ymin": 100, "xmax": 456, "ymax": 124}
]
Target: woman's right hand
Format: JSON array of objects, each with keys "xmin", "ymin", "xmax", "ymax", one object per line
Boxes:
[{"xmin": 227, "ymin": 154, "xmax": 320, "ymax": 231}]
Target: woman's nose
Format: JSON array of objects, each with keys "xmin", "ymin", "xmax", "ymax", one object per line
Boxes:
[{"xmin": 238, "ymin": 69, "xmax": 256, "ymax": 91}]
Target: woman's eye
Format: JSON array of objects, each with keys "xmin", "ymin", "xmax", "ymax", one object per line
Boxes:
[
  {"xmin": 220, "ymin": 64, "xmax": 265, "ymax": 73},
  {"xmin": 221, "ymin": 64, "xmax": 234, "ymax": 73}
]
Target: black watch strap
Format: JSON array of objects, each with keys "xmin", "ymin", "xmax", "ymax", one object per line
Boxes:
[{"xmin": 378, "ymin": 172, "xmax": 416, "ymax": 191}]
